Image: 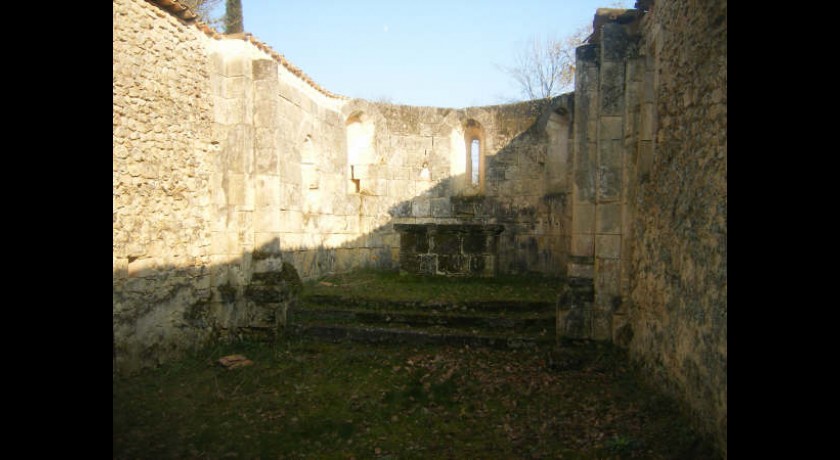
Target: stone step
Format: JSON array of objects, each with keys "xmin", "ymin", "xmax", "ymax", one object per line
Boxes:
[
  {"xmin": 288, "ymin": 324, "xmax": 555, "ymax": 349},
  {"xmin": 301, "ymin": 294, "xmax": 555, "ymax": 314},
  {"xmin": 290, "ymin": 307, "xmax": 555, "ymax": 335}
]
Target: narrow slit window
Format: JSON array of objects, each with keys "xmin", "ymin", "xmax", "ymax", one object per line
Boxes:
[{"xmin": 470, "ymin": 139, "xmax": 480, "ymax": 185}]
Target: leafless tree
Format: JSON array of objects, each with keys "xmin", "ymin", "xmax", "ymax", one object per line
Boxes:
[{"xmin": 503, "ymin": 24, "xmax": 592, "ymax": 102}]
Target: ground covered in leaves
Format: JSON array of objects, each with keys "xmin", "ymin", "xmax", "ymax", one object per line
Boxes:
[{"xmin": 113, "ymin": 338, "xmax": 719, "ymax": 459}]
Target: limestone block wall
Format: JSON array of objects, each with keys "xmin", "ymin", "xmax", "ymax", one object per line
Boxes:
[
  {"xmin": 628, "ymin": 0, "xmax": 727, "ymax": 454},
  {"xmin": 395, "ymin": 224, "xmax": 504, "ymax": 276},
  {"xmin": 565, "ymin": 8, "xmax": 644, "ymax": 342},
  {"xmin": 351, "ymin": 100, "xmax": 573, "ymax": 277}
]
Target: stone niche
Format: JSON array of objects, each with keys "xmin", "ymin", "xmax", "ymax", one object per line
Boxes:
[{"xmin": 395, "ymin": 224, "xmax": 504, "ymax": 276}]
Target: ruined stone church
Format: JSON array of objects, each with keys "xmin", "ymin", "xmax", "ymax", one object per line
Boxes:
[{"xmin": 114, "ymin": 0, "xmax": 726, "ymax": 454}]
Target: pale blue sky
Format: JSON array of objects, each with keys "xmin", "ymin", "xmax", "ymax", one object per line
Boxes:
[{"xmin": 214, "ymin": 1, "xmax": 634, "ymax": 108}]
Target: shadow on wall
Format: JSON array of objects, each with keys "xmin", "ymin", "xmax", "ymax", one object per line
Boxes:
[
  {"xmin": 277, "ymin": 95, "xmax": 575, "ymax": 280},
  {"xmin": 113, "ymin": 96, "xmax": 573, "ymax": 375}
]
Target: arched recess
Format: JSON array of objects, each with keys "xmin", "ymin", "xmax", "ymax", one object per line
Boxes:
[
  {"xmin": 300, "ymin": 134, "xmax": 321, "ymax": 214},
  {"xmin": 301, "ymin": 134, "xmax": 318, "ymax": 190},
  {"xmin": 345, "ymin": 111, "xmax": 375, "ymax": 194},
  {"xmin": 463, "ymin": 119, "xmax": 486, "ymax": 193},
  {"xmin": 545, "ymin": 109, "xmax": 571, "ymax": 193}
]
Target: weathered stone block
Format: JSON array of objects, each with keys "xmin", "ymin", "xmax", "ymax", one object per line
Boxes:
[
  {"xmin": 418, "ymin": 254, "xmax": 437, "ymax": 275},
  {"xmin": 412, "ymin": 198, "xmax": 431, "ymax": 217},
  {"xmin": 220, "ymin": 125, "xmax": 250, "ymax": 173},
  {"xmin": 599, "ymin": 62, "xmax": 626, "ymax": 116},
  {"xmin": 430, "ymin": 198, "xmax": 451, "ymax": 218},
  {"xmin": 576, "ymin": 43, "xmax": 599, "ymax": 63},
  {"xmin": 254, "ymin": 204, "xmax": 283, "ymax": 232},
  {"xmin": 254, "ymin": 147, "xmax": 279, "ymax": 175},
  {"xmin": 568, "ymin": 262, "xmax": 594, "ymax": 279},
  {"xmin": 462, "ymin": 233, "xmax": 487, "ymax": 254},
  {"xmin": 597, "ymin": 166, "xmax": 622, "ymax": 202},
  {"xmin": 595, "ymin": 234, "xmax": 621, "ymax": 259},
  {"xmin": 438, "ymin": 254, "xmax": 466, "ymax": 274},
  {"xmin": 215, "ymin": 96, "xmax": 248, "ymax": 125},
  {"xmin": 254, "ymin": 232, "xmax": 282, "ymax": 251},
  {"xmin": 599, "ymin": 116, "xmax": 623, "ymax": 141},
  {"xmin": 252, "ymin": 59, "xmax": 277, "ymax": 80},
  {"xmin": 435, "ymin": 233, "xmax": 461, "ymax": 254},
  {"xmin": 600, "ymin": 23, "xmax": 631, "ymax": 62},
  {"xmin": 596, "ymin": 203, "xmax": 622, "ymax": 234},
  {"xmin": 279, "ymin": 160, "xmax": 301, "ymax": 184},
  {"xmin": 640, "ymin": 103, "xmax": 655, "ymax": 141},
  {"xmin": 220, "ymin": 76, "xmax": 247, "ymax": 99},
  {"xmin": 638, "ymin": 140, "xmax": 653, "ymax": 179},
  {"xmin": 255, "ymin": 175, "xmax": 281, "ymax": 207},
  {"xmin": 253, "ymin": 100, "xmax": 277, "ymax": 128},
  {"xmin": 222, "ymin": 54, "xmax": 249, "ymax": 77},
  {"xmin": 599, "ymin": 139, "xmax": 623, "ymax": 170},
  {"xmin": 279, "ymin": 210, "xmax": 304, "ymax": 233},
  {"xmin": 572, "ymin": 202, "xmax": 595, "ymax": 234}
]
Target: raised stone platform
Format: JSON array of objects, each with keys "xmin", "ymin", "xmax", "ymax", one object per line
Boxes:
[{"xmin": 394, "ymin": 223, "xmax": 505, "ymax": 277}]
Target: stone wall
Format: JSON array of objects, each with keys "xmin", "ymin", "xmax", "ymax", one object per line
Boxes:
[
  {"xmin": 628, "ymin": 0, "xmax": 727, "ymax": 455},
  {"xmin": 113, "ymin": 0, "xmax": 316, "ymax": 375},
  {"xmin": 113, "ymin": 0, "xmax": 217, "ymax": 374},
  {"xmin": 268, "ymin": 97, "xmax": 574, "ymax": 280},
  {"xmin": 114, "ymin": 0, "xmax": 725, "ymax": 453},
  {"xmin": 395, "ymin": 224, "xmax": 504, "ymax": 276},
  {"xmin": 361, "ymin": 100, "xmax": 573, "ymax": 277},
  {"xmin": 113, "ymin": 0, "xmax": 573, "ymax": 375},
  {"xmin": 557, "ymin": 2, "xmax": 726, "ymax": 455}
]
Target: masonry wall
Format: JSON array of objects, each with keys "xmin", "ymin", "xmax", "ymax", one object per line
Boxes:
[
  {"xmin": 628, "ymin": 0, "xmax": 727, "ymax": 455},
  {"xmin": 114, "ymin": 0, "xmax": 572, "ymax": 375},
  {"xmin": 113, "ymin": 0, "xmax": 338, "ymax": 375},
  {"xmin": 113, "ymin": 0, "xmax": 217, "ymax": 373},
  {"xmin": 353, "ymin": 100, "xmax": 573, "ymax": 277},
  {"xmin": 559, "ymin": 2, "xmax": 726, "ymax": 455}
]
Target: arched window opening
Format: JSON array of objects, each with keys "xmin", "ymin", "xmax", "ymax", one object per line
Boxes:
[
  {"xmin": 470, "ymin": 139, "xmax": 480, "ymax": 185},
  {"xmin": 463, "ymin": 119, "xmax": 485, "ymax": 193}
]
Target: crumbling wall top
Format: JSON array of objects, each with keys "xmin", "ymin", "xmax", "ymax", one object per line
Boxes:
[
  {"xmin": 588, "ymin": 7, "xmax": 644, "ymax": 44},
  {"xmin": 142, "ymin": 0, "xmax": 347, "ymax": 100}
]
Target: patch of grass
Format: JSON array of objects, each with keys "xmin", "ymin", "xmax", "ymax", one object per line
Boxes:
[
  {"xmin": 302, "ymin": 268, "xmax": 564, "ymax": 303},
  {"xmin": 114, "ymin": 339, "xmax": 719, "ymax": 459}
]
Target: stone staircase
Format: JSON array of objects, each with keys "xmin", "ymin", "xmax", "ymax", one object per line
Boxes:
[{"xmin": 288, "ymin": 292, "xmax": 557, "ymax": 349}]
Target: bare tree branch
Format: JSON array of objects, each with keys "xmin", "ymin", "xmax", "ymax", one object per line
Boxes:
[{"xmin": 503, "ymin": 25, "xmax": 592, "ymax": 102}]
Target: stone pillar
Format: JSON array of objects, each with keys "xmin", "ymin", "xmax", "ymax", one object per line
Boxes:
[
  {"xmin": 560, "ymin": 10, "xmax": 642, "ymax": 343},
  {"xmin": 208, "ymin": 39, "xmax": 257, "ymax": 334},
  {"xmin": 252, "ymin": 59, "xmax": 282, "ymax": 251},
  {"xmin": 591, "ymin": 22, "xmax": 630, "ymax": 341},
  {"xmin": 209, "ymin": 40, "xmax": 256, "ymax": 277},
  {"xmin": 558, "ymin": 42, "xmax": 598, "ymax": 341}
]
